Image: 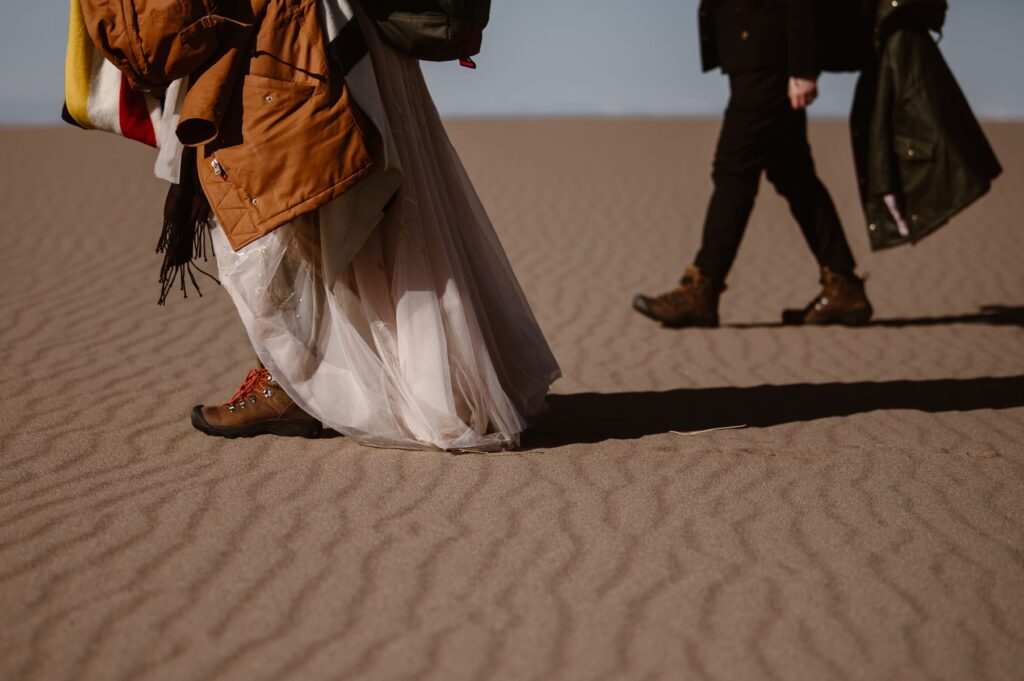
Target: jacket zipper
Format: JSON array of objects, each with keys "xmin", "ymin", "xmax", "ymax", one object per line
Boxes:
[{"xmin": 211, "ymin": 157, "xmax": 226, "ymax": 179}]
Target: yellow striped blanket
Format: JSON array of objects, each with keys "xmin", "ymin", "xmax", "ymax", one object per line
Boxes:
[{"xmin": 63, "ymin": 0, "xmax": 162, "ymax": 147}]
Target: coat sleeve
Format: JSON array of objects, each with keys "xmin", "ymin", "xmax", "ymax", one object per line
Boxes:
[
  {"xmin": 785, "ymin": 0, "xmax": 818, "ymax": 78},
  {"xmin": 867, "ymin": 48, "xmax": 897, "ymax": 197},
  {"xmin": 698, "ymin": 0, "xmax": 718, "ymax": 73},
  {"xmin": 79, "ymin": 0, "xmax": 238, "ymax": 91}
]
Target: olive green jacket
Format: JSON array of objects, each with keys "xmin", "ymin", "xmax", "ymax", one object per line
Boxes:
[{"xmin": 850, "ymin": 0, "xmax": 1001, "ymax": 250}]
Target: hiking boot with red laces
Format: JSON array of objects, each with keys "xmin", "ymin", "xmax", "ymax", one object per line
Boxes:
[
  {"xmin": 191, "ymin": 367, "xmax": 323, "ymax": 438},
  {"xmin": 782, "ymin": 267, "xmax": 873, "ymax": 326},
  {"xmin": 633, "ymin": 265, "xmax": 722, "ymax": 328}
]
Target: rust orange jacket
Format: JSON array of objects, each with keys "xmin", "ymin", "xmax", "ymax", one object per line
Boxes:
[{"xmin": 81, "ymin": 0, "xmax": 373, "ymax": 250}]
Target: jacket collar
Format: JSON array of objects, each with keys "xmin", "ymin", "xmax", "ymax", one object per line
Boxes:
[{"xmin": 874, "ymin": 0, "xmax": 947, "ymax": 36}]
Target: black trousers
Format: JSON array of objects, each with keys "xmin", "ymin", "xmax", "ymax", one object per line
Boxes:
[{"xmin": 693, "ymin": 70, "xmax": 857, "ymax": 286}]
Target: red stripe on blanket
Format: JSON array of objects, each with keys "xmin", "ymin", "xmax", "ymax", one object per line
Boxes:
[{"xmin": 118, "ymin": 74, "xmax": 157, "ymax": 147}]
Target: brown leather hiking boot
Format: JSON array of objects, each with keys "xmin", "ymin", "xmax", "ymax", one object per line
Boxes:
[
  {"xmin": 782, "ymin": 267, "xmax": 873, "ymax": 326},
  {"xmin": 633, "ymin": 266, "xmax": 722, "ymax": 328},
  {"xmin": 191, "ymin": 367, "xmax": 323, "ymax": 438}
]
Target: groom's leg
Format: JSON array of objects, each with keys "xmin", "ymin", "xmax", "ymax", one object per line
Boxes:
[
  {"xmin": 764, "ymin": 107, "xmax": 857, "ymax": 275},
  {"xmin": 693, "ymin": 72, "xmax": 780, "ymax": 286},
  {"xmin": 766, "ymin": 110, "xmax": 872, "ymax": 325}
]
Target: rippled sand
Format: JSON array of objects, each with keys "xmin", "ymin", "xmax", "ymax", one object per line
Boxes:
[{"xmin": 2, "ymin": 121, "xmax": 1023, "ymax": 680}]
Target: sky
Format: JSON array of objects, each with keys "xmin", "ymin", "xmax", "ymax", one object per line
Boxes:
[{"xmin": 2, "ymin": 0, "xmax": 1022, "ymax": 124}]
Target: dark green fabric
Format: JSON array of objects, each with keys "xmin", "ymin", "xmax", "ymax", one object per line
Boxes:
[
  {"xmin": 850, "ymin": 0, "xmax": 1001, "ymax": 251},
  {"xmin": 870, "ymin": 0, "xmax": 946, "ymax": 35},
  {"xmin": 366, "ymin": 0, "xmax": 491, "ymax": 62}
]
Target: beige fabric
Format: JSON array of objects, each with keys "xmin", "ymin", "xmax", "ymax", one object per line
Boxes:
[{"xmin": 211, "ymin": 12, "xmax": 560, "ymax": 451}]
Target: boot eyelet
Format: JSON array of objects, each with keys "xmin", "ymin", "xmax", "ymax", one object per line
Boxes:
[
  {"xmin": 227, "ymin": 405, "xmax": 235, "ymax": 413},
  {"xmin": 250, "ymin": 395, "xmax": 258, "ymax": 404},
  {"xmin": 263, "ymin": 389, "xmax": 273, "ymax": 398}
]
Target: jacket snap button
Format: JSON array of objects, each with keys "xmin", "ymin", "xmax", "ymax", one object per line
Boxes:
[
  {"xmin": 264, "ymin": 95, "xmax": 273, "ymax": 103},
  {"xmin": 251, "ymin": 198, "xmax": 259, "ymax": 205},
  {"xmin": 908, "ymin": 148, "xmax": 915, "ymax": 157},
  {"xmin": 740, "ymin": 30, "xmax": 750, "ymax": 41},
  {"xmin": 868, "ymin": 223, "xmax": 877, "ymax": 231}
]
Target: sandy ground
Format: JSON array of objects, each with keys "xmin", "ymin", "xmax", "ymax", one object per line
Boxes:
[{"xmin": 1, "ymin": 119, "xmax": 1023, "ymax": 681}]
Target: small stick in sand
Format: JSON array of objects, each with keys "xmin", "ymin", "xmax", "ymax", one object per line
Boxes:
[{"xmin": 671, "ymin": 425, "xmax": 748, "ymax": 436}]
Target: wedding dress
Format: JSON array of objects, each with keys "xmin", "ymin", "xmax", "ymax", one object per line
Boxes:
[{"xmin": 209, "ymin": 3, "xmax": 560, "ymax": 451}]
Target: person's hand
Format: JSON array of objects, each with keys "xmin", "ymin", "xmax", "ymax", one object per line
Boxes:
[{"xmin": 788, "ymin": 77, "xmax": 819, "ymax": 110}]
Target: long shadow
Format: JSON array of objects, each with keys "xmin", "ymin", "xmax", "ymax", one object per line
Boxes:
[
  {"xmin": 728, "ymin": 305, "xmax": 1024, "ymax": 330},
  {"xmin": 524, "ymin": 375, "xmax": 1024, "ymax": 447}
]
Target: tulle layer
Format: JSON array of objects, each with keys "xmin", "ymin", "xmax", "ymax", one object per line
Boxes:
[{"xmin": 211, "ymin": 11, "xmax": 560, "ymax": 451}]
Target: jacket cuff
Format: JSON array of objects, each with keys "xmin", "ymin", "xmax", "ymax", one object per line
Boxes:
[
  {"xmin": 787, "ymin": 0, "xmax": 818, "ymax": 79},
  {"xmin": 176, "ymin": 23, "xmax": 252, "ymax": 146}
]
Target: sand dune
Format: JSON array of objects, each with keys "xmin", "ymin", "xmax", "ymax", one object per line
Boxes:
[{"xmin": 1, "ymin": 120, "xmax": 1023, "ymax": 680}]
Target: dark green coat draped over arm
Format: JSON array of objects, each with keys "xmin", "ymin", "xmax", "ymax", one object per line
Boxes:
[{"xmin": 851, "ymin": 0, "xmax": 1001, "ymax": 250}]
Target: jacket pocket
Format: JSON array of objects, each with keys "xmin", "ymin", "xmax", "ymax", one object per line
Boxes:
[
  {"xmin": 213, "ymin": 75, "xmax": 319, "ymax": 212},
  {"xmin": 894, "ymin": 135, "xmax": 935, "ymax": 162},
  {"xmin": 893, "ymin": 133, "xmax": 938, "ymax": 230},
  {"xmin": 250, "ymin": 0, "xmax": 328, "ymax": 87},
  {"xmin": 237, "ymin": 75, "xmax": 318, "ymax": 155},
  {"xmin": 894, "ymin": 134, "xmax": 935, "ymax": 195}
]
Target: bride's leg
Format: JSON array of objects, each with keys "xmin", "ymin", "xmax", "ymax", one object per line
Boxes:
[{"xmin": 191, "ymin": 217, "xmax": 325, "ymax": 439}]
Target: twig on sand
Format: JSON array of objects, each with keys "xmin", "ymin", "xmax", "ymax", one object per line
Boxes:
[{"xmin": 671, "ymin": 425, "xmax": 748, "ymax": 436}]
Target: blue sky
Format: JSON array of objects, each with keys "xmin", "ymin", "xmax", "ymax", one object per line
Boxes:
[{"xmin": 2, "ymin": 0, "xmax": 1022, "ymax": 124}]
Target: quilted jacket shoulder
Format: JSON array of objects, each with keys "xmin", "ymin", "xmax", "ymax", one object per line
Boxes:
[{"xmin": 80, "ymin": 0, "xmax": 251, "ymax": 91}]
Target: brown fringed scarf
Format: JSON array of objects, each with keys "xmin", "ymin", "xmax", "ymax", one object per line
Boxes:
[{"xmin": 155, "ymin": 145, "xmax": 218, "ymax": 305}]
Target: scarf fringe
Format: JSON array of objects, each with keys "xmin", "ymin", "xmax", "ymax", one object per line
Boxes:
[
  {"xmin": 156, "ymin": 145, "xmax": 218, "ymax": 305},
  {"xmin": 156, "ymin": 217, "xmax": 219, "ymax": 306}
]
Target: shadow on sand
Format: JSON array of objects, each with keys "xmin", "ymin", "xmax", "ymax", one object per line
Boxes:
[
  {"xmin": 524, "ymin": 375, "xmax": 1024, "ymax": 447},
  {"xmin": 728, "ymin": 305, "xmax": 1024, "ymax": 330}
]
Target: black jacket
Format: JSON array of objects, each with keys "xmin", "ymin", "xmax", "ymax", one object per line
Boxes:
[
  {"xmin": 851, "ymin": 0, "xmax": 1002, "ymax": 250},
  {"xmin": 698, "ymin": 0, "xmax": 867, "ymax": 76}
]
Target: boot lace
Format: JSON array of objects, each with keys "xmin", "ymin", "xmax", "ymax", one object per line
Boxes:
[
  {"xmin": 658, "ymin": 276, "xmax": 702, "ymax": 305},
  {"xmin": 225, "ymin": 368, "xmax": 272, "ymax": 407}
]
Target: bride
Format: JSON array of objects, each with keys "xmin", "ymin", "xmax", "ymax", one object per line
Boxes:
[{"xmin": 190, "ymin": 1, "xmax": 561, "ymax": 451}]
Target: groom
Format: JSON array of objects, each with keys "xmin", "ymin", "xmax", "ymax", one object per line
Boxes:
[{"xmin": 634, "ymin": 0, "xmax": 872, "ymax": 327}]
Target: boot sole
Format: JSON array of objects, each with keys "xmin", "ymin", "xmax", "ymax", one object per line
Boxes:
[
  {"xmin": 632, "ymin": 296, "xmax": 719, "ymax": 328},
  {"xmin": 190, "ymin": 405, "xmax": 324, "ymax": 439}
]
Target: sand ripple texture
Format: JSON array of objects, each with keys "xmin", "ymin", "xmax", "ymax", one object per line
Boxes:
[{"xmin": 1, "ymin": 122, "xmax": 1023, "ymax": 681}]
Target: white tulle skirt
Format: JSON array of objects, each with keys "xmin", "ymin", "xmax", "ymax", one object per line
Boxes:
[{"xmin": 210, "ymin": 13, "xmax": 560, "ymax": 451}]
